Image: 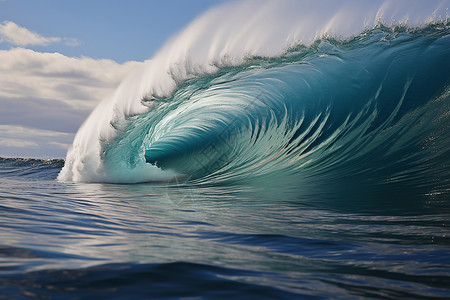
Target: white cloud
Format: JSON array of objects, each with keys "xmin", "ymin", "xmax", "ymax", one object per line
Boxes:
[
  {"xmin": 48, "ymin": 141, "xmax": 72, "ymax": 149},
  {"xmin": 0, "ymin": 139, "xmax": 38, "ymax": 148},
  {"xmin": 0, "ymin": 125, "xmax": 72, "ymax": 157},
  {"xmin": 0, "ymin": 125, "xmax": 70, "ymax": 138},
  {"xmin": 0, "ymin": 21, "xmax": 81, "ymax": 47},
  {"xmin": 63, "ymin": 37, "xmax": 82, "ymax": 47},
  {"xmin": 0, "ymin": 48, "xmax": 144, "ymax": 158},
  {"xmin": 0, "ymin": 47, "xmax": 142, "ymax": 110},
  {"xmin": 0, "ymin": 21, "xmax": 63, "ymax": 46}
]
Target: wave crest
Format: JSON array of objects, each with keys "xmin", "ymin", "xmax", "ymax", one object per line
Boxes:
[{"xmin": 58, "ymin": 0, "xmax": 450, "ymax": 195}]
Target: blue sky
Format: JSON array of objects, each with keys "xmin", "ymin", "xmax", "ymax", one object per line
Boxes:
[
  {"xmin": 0, "ymin": 0, "xmax": 230, "ymax": 158},
  {"xmin": 0, "ymin": 0, "xmax": 228, "ymax": 62}
]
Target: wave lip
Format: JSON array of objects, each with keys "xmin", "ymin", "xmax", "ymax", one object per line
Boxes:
[{"xmin": 58, "ymin": 0, "xmax": 450, "ymax": 186}]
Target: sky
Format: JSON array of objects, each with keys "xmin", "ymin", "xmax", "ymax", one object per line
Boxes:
[{"xmin": 0, "ymin": 0, "xmax": 229, "ymax": 158}]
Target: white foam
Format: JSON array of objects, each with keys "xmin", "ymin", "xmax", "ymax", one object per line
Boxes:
[{"xmin": 58, "ymin": 0, "xmax": 449, "ymax": 182}]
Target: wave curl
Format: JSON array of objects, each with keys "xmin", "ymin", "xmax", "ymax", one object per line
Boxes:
[{"xmin": 58, "ymin": 0, "xmax": 450, "ymax": 200}]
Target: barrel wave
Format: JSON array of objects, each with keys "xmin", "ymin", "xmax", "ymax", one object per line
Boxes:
[{"xmin": 58, "ymin": 0, "xmax": 450, "ymax": 202}]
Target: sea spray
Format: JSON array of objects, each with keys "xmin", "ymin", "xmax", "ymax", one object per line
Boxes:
[{"xmin": 58, "ymin": 0, "xmax": 450, "ymax": 188}]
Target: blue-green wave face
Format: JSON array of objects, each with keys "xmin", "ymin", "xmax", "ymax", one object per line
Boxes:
[
  {"xmin": 59, "ymin": 1, "xmax": 450, "ymax": 202},
  {"xmin": 112, "ymin": 26, "xmax": 450, "ymax": 184}
]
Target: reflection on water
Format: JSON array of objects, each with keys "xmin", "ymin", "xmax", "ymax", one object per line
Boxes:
[{"xmin": 1, "ymin": 173, "xmax": 449, "ymax": 298}]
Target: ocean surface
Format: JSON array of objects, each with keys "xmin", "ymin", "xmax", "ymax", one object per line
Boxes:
[
  {"xmin": 2, "ymin": 0, "xmax": 450, "ymax": 299},
  {"xmin": 1, "ymin": 156, "xmax": 450, "ymax": 299}
]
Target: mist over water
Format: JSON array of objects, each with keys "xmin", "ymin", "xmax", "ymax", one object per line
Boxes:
[{"xmin": 2, "ymin": 0, "xmax": 450, "ymax": 299}]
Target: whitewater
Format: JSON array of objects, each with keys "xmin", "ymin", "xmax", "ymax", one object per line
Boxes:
[{"xmin": 58, "ymin": 0, "xmax": 450, "ymax": 189}]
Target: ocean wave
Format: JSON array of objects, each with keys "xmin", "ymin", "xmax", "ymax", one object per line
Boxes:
[
  {"xmin": 58, "ymin": 0, "xmax": 450, "ymax": 201},
  {"xmin": 0, "ymin": 157, "xmax": 64, "ymax": 180}
]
